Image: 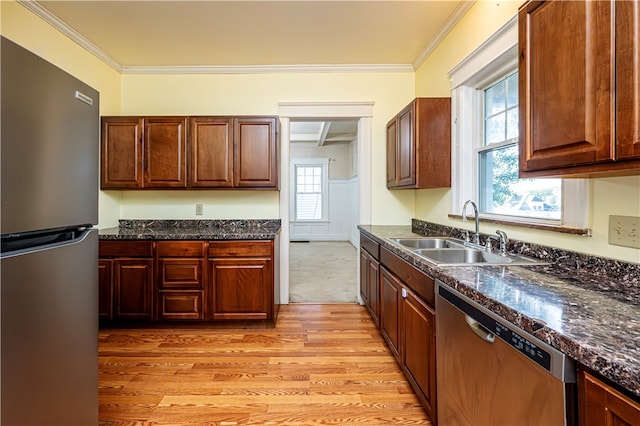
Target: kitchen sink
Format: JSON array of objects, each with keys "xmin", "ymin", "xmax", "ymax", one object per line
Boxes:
[
  {"xmin": 387, "ymin": 237, "xmax": 548, "ymax": 267},
  {"xmin": 390, "ymin": 237, "xmax": 465, "ymax": 249}
]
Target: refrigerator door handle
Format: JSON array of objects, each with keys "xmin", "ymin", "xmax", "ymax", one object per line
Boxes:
[{"xmin": 1, "ymin": 227, "xmax": 94, "ymax": 259}]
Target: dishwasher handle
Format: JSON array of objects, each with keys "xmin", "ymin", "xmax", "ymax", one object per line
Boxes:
[{"xmin": 465, "ymin": 315, "xmax": 495, "ymax": 343}]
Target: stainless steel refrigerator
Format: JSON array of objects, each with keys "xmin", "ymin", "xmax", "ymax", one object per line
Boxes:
[{"xmin": 1, "ymin": 36, "xmax": 99, "ymax": 425}]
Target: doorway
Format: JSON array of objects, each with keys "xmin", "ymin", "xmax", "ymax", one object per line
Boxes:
[
  {"xmin": 288, "ymin": 119, "xmax": 359, "ymax": 303},
  {"xmin": 277, "ymin": 102, "xmax": 374, "ymax": 305}
]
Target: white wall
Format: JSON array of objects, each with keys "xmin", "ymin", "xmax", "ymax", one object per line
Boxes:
[{"xmin": 290, "ymin": 141, "xmax": 355, "ymax": 178}]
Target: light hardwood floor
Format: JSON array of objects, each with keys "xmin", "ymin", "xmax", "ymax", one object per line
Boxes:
[{"xmin": 99, "ymin": 304, "xmax": 432, "ymax": 425}]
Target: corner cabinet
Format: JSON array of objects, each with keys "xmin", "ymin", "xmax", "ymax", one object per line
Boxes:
[
  {"xmin": 386, "ymin": 98, "xmax": 451, "ymax": 189},
  {"xmin": 101, "ymin": 115, "xmax": 279, "ymax": 190},
  {"xmin": 518, "ymin": 0, "xmax": 640, "ymax": 177},
  {"xmin": 579, "ymin": 367, "xmax": 640, "ymax": 426}
]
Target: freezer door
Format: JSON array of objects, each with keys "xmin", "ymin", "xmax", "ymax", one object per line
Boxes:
[
  {"xmin": 1, "ymin": 37, "xmax": 99, "ymax": 234},
  {"xmin": 1, "ymin": 229, "xmax": 98, "ymax": 425}
]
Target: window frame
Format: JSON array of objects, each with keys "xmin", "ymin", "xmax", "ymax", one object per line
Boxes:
[
  {"xmin": 448, "ymin": 16, "xmax": 588, "ymax": 229},
  {"xmin": 289, "ymin": 158, "xmax": 329, "ymax": 223}
]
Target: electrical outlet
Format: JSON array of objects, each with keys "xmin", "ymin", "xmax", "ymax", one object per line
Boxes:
[
  {"xmin": 609, "ymin": 215, "xmax": 640, "ymax": 249},
  {"xmin": 195, "ymin": 203, "xmax": 203, "ymax": 216}
]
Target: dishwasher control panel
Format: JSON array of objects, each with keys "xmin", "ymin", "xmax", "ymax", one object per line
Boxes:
[{"xmin": 439, "ymin": 285, "xmax": 552, "ymax": 372}]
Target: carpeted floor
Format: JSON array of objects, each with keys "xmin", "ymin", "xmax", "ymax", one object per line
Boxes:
[{"xmin": 289, "ymin": 241, "xmax": 358, "ymax": 303}]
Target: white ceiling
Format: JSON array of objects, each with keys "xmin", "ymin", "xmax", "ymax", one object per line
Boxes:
[{"xmin": 28, "ymin": 0, "xmax": 471, "ymax": 71}]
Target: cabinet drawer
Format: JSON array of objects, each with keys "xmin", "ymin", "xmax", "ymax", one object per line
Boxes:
[
  {"xmin": 156, "ymin": 241, "xmax": 205, "ymax": 257},
  {"xmin": 100, "ymin": 240, "xmax": 154, "ymax": 257},
  {"xmin": 380, "ymin": 247, "xmax": 435, "ymax": 307},
  {"xmin": 158, "ymin": 291, "xmax": 204, "ymax": 320},
  {"xmin": 360, "ymin": 233, "xmax": 380, "ymax": 260},
  {"xmin": 208, "ymin": 240, "xmax": 272, "ymax": 257},
  {"xmin": 158, "ymin": 258, "xmax": 204, "ymax": 289}
]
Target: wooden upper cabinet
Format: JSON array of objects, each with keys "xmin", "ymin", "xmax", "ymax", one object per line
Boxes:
[
  {"xmin": 519, "ymin": 0, "xmax": 640, "ymax": 177},
  {"xmin": 397, "ymin": 103, "xmax": 415, "ymax": 187},
  {"xmin": 101, "ymin": 117, "xmax": 143, "ymax": 189},
  {"xmin": 386, "ymin": 98, "xmax": 451, "ymax": 189},
  {"xmin": 144, "ymin": 117, "xmax": 188, "ymax": 188},
  {"xmin": 234, "ymin": 117, "xmax": 278, "ymax": 188},
  {"xmin": 616, "ymin": 0, "xmax": 640, "ymax": 162},
  {"xmin": 189, "ymin": 117, "xmax": 234, "ymax": 188},
  {"xmin": 386, "ymin": 118, "xmax": 397, "ymax": 187}
]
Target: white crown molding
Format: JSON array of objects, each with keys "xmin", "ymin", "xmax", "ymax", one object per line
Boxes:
[
  {"xmin": 121, "ymin": 64, "xmax": 414, "ymax": 75},
  {"xmin": 413, "ymin": 0, "xmax": 476, "ymax": 70},
  {"xmin": 18, "ymin": 0, "xmax": 123, "ymax": 73}
]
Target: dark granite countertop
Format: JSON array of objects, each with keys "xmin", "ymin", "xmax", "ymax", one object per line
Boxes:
[
  {"xmin": 359, "ymin": 224, "xmax": 640, "ymax": 399},
  {"xmin": 99, "ymin": 219, "xmax": 281, "ymax": 240}
]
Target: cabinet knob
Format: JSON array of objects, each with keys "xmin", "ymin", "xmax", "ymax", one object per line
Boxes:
[{"xmin": 401, "ymin": 288, "xmax": 408, "ymax": 298}]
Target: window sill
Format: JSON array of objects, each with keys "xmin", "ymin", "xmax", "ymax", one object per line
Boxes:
[{"xmin": 447, "ymin": 214, "xmax": 591, "ymax": 236}]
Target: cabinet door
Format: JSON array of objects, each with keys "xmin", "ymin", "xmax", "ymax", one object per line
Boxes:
[
  {"xmin": 189, "ymin": 117, "xmax": 234, "ymax": 188},
  {"xmin": 580, "ymin": 370, "xmax": 640, "ymax": 426},
  {"xmin": 114, "ymin": 258, "xmax": 153, "ymax": 319},
  {"xmin": 380, "ymin": 266, "xmax": 401, "ymax": 361},
  {"xmin": 396, "ymin": 103, "xmax": 415, "ymax": 186},
  {"xmin": 101, "ymin": 117, "xmax": 143, "ymax": 189},
  {"xmin": 359, "ymin": 249, "xmax": 370, "ymax": 305},
  {"xmin": 615, "ymin": 0, "xmax": 640, "ymax": 161},
  {"xmin": 98, "ymin": 259, "xmax": 113, "ymax": 320},
  {"xmin": 402, "ymin": 288, "xmax": 437, "ymax": 420},
  {"xmin": 519, "ymin": 1, "xmax": 615, "ymax": 173},
  {"xmin": 209, "ymin": 257, "xmax": 272, "ymax": 320},
  {"xmin": 367, "ymin": 257, "xmax": 380, "ymax": 328},
  {"xmin": 386, "ymin": 118, "xmax": 398, "ymax": 187},
  {"xmin": 234, "ymin": 117, "xmax": 278, "ymax": 188},
  {"xmin": 144, "ymin": 117, "xmax": 188, "ymax": 188}
]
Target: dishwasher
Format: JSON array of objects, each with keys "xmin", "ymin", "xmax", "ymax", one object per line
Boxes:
[{"xmin": 436, "ymin": 281, "xmax": 576, "ymax": 426}]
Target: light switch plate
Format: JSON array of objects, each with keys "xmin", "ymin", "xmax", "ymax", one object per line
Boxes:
[
  {"xmin": 608, "ymin": 215, "xmax": 640, "ymax": 249},
  {"xmin": 195, "ymin": 203, "xmax": 203, "ymax": 216}
]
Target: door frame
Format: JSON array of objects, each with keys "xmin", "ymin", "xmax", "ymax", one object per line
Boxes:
[{"xmin": 278, "ymin": 101, "xmax": 374, "ymax": 304}]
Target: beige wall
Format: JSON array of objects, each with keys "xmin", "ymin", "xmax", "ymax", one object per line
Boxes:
[
  {"xmin": 120, "ymin": 72, "xmax": 416, "ymax": 225},
  {"xmin": 1, "ymin": 0, "xmax": 123, "ymax": 229},
  {"xmin": 414, "ymin": 1, "xmax": 640, "ymax": 264}
]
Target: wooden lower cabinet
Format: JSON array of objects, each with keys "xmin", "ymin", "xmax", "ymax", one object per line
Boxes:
[
  {"xmin": 99, "ymin": 240, "xmax": 154, "ymax": 320},
  {"xmin": 380, "ymin": 253, "xmax": 437, "ymax": 423},
  {"xmin": 156, "ymin": 241, "xmax": 206, "ymax": 320},
  {"xmin": 113, "ymin": 258, "xmax": 154, "ymax": 319},
  {"xmin": 99, "ymin": 239, "xmax": 277, "ymax": 324},
  {"xmin": 208, "ymin": 240, "xmax": 274, "ymax": 321},
  {"xmin": 579, "ymin": 368, "xmax": 640, "ymax": 426},
  {"xmin": 360, "ymin": 233, "xmax": 380, "ymax": 327}
]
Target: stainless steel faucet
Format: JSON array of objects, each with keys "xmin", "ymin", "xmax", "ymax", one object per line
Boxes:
[
  {"xmin": 485, "ymin": 230, "xmax": 509, "ymax": 255},
  {"xmin": 461, "ymin": 200, "xmax": 480, "ymax": 245},
  {"xmin": 495, "ymin": 230, "xmax": 509, "ymax": 256}
]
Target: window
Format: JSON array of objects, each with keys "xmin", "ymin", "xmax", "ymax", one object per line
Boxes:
[
  {"xmin": 478, "ymin": 72, "xmax": 562, "ymax": 221},
  {"xmin": 290, "ymin": 159, "xmax": 329, "ymax": 222},
  {"xmin": 449, "ymin": 16, "xmax": 587, "ymax": 229}
]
